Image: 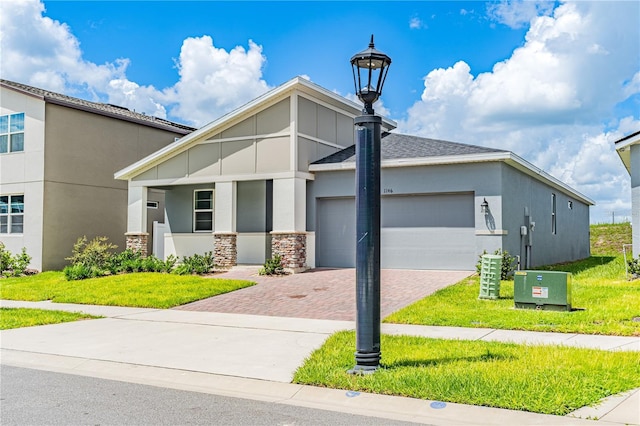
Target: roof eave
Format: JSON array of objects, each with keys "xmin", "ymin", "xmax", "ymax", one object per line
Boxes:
[
  {"xmin": 116, "ymin": 76, "xmax": 397, "ymax": 180},
  {"xmin": 613, "ymin": 130, "xmax": 639, "ymax": 176},
  {"xmin": 309, "ymin": 151, "xmax": 510, "ymax": 171},
  {"xmin": 309, "ymin": 151, "xmax": 595, "ymax": 206},
  {"xmin": 46, "ymin": 97, "xmax": 193, "ymax": 135}
]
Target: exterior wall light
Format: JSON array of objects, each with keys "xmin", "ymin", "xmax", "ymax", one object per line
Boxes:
[{"xmin": 481, "ymin": 198, "xmax": 489, "ymax": 215}]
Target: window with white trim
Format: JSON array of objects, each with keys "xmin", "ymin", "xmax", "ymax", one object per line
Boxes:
[
  {"xmin": 193, "ymin": 190, "xmax": 213, "ymax": 232},
  {"xmin": 0, "ymin": 195, "xmax": 24, "ymax": 234},
  {"xmin": 0, "ymin": 113, "xmax": 25, "ymax": 153}
]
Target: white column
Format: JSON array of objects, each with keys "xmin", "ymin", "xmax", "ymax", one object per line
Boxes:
[
  {"xmin": 272, "ymin": 177, "xmax": 306, "ymax": 232},
  {"xmin": 126, "ymin": 184, "xmax": 148, "ymax": 233},
  {"xmin": 214, "ymin": 181, "xmax": 236, "ymax": 233}
]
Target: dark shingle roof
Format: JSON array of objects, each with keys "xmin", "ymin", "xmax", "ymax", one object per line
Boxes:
[
  {"xmin": 312, "ymin": 132, "xmax": 507, "ymax": 164},
  {"xmin": 1, "ymin": 79, "xmax": 195, "ymax": 134}
]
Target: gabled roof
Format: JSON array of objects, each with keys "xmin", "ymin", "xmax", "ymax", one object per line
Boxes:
[
  {"xmin": 1, "ymin": 79, "xmax": 195, "ymax": 134},
  {"xmin": 312, "ymin": 132, "xmax": 507, "ymax": 164},
  {"xmin": 614, "ymin": 130, "xmax": 640, "ymax": 175},
  {"xmin": 310, "ymin": 132, "xmax": 594, "ymax": 206},
  {"xmin": 115, "ymin": 76, "xmax": 397, "ymax": 180}
]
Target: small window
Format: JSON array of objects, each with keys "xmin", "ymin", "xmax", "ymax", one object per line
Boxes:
[
  {"xmin": 0, "ymin": 194, "xmax": 24, "ymax": 234},
  {"xmin": 567, "ymin": 201, "xmax": 573, "ymax": 210},
  {"xmin": 0, "ymin": 113, "xmax": 25, "ymax": 154},
  {"xmin": 193, "ymin": 190, "xmax": 213, "ymax": 232},
  {"xmin": 146, "ymin": 201, "xmax": 159, "ymax": 209},
  {"xmin": 551, "ymin": 193, "xmax": 557, "ymax": 234}
]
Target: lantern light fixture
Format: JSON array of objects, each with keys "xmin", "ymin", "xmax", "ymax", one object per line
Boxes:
[{"xmin": 350, "ymin": 35, "xmax": 392, "ymax": 114}]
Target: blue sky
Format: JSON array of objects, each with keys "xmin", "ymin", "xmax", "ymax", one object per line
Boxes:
[{"xmin": 1, "ymin": 1, "xmax": 639, "ymax": 223}]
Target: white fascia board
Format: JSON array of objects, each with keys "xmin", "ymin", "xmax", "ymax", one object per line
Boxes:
[
  {"xmin": 128, "ymin": 170, "xmax": 315, "ymax": 188},
  {"xmin": 115, "ymin": 76, "xmax": 397, "ymax": 180},
  {"xmin": 505, "ymin": 153, "xmax": 595, "ymax": 206},
  {"xmin": 309, "ymin": 151, "xmax": 595, "ymax": 206},
  {"xmin": 309, "ymin": 152, "xmax": 511, "ymax": 172},
  {"xmin": 613, "ymin": 131, "xmax": 640, "ymax": 175}
]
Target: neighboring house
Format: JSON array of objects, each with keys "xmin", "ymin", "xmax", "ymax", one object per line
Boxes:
[
  {"xmin": 116, "ymin": 77, "xmax": 593, "ymax": 271},
  {"xmin": 0, "ymin": 79, "xmax": 195, "ymax": 271},
  {"xmin": 614, "ymin": 130, "xmax": 640, "ymax": 258}
]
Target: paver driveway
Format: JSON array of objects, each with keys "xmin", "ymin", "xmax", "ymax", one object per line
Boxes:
[{"xmin": 176, "ymin": 268, "xmax": 473, "ymax": 321}]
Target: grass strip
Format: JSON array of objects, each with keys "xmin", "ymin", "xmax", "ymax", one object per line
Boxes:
[
  {"xmin": 0, "ymin": 271, "xmax": 255, "ymax": 309},
  {"xmin": 293, "ymin": 331, "xmax": 640, "ymax": 415},
  {"xmin": 0, "ymin": 307, "xmax": 99, "ymax": 330}
]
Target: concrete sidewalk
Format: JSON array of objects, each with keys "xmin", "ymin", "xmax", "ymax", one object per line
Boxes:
[{"xmin": 1, "ymin": 299, "xmax": 639, "ymax": 425}]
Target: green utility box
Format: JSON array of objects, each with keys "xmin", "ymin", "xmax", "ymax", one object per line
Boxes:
[
  {"xmin": 514, "ymin": 270, "xmax": 572, "ymax": 311},
  {"xmin": 479, "ymin": 254, "xmax": 502, "ymax": 299}
]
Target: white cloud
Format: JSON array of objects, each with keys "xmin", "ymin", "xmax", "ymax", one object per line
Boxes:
[
  {"xmin": 162, "ymin": 36, "xmax": 271, "ymax": 126},
  {"xmin": 409, "ymin": 17, "xmax": 425, "ymax": 30},
  {"xmin": 399, "ymin": 1, "xmax": 640, "ymax": 222},
  {"xmin": 0, "ymin": 0, "xmax": 271, "ymax": 126},
  {"xmin": 487, "ymin": 0, "xmax": 555, "ymax": 29}
]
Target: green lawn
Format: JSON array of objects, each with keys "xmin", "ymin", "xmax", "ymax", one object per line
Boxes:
[
  {"xmin": 0, "ymin": 271, "xmax": 255, "ymax": 308},
  {"xmin": 294, "ymin": 223, "xmax": 640, "ymax": 415},
  {"xmin": 0, "ymin": 307, "xmax": 99, "ymax": 330},
  {"xmin": 294, "ymin": 331, "xmax": 640, "ymax": 416},
  {"xmin": 385, "ymin": 224, "xmax": 640, "ymax": 336}
]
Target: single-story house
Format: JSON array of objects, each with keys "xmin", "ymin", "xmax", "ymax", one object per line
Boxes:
[
  {"xmin": 614, "ymin": 130, "xmax": 640, "ymax": 257},
  {"xmin": 0, "ymin": 79, "xmax": 195, "ymax": 271},
  {"xmin": 115, "ymin": 77, "xmax": 593, "ymax": 271}
]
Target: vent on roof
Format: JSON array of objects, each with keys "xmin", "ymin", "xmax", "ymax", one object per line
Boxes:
[{"xmin": 104, "ymin": 103, "xmax": 130, "ymax": 111}]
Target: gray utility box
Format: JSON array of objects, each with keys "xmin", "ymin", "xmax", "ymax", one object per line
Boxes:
[{"xmin": 514, "ymin": 270, "xmax": 572, "ymax": 311}]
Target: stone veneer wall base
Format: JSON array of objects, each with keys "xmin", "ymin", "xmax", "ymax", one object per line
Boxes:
[
  {"xmin": 271, "ymin": 232, "xmax": 307, "ymax": 273},
  {"xmin": 214, "ymin": 232, "xmax": 237, "ymax": 268},
  {"xmin": 125, "ymin": 232, "xmax": 148, "ymax": 257}
]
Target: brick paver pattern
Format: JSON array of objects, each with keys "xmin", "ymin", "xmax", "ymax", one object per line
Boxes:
[{"xmin": 176, "ymin": 268, "xmax": 473, "ymax": 321}]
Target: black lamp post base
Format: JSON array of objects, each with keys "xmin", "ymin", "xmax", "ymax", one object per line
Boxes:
[{"xmin": 348, "ymin": 351, "xmax": 381, "ymax": 375}]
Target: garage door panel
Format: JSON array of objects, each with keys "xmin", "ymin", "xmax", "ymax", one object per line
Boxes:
[
  {"xmin": 382, "ymin": 193, "xmax": 474, "ymax": 228},
  {"xmin": 381, "ymin": 228, "xmax": 476, "ymax": 270},
  {"xmin": 316, "ymin": 193, "xmax": 475, "ymax": 270},
  {"xmin": 316, "ymin": 198, "xmax": 355, "ymax": 268}
]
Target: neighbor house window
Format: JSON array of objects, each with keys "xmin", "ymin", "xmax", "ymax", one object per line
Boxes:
[
  {"xmin": 0, "ymin": 195, "xmax": 24, "ymax": 234},
  {"xmin": 0, "ymin": 113, "xmax": 25, "ymax": 153},
  {"xmin": 551, "ymin": 193, "xmax": 557, "ymax": 234},
  {"xmin": 193, "ymin": 190, "xmax": 213, "ymax": 232}
]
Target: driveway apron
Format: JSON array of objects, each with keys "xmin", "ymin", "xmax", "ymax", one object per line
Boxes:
[{"xmin": 176, "ymin": 268, "xmax": 473, "ymax": 321}]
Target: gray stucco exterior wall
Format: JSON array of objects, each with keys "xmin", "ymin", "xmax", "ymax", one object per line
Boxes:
[
  {"xmin": 308, "ymin": 160, "xmax": 590, "ymax": 270},
  {"xmin": 500, "ymin": 164, "xmax": 590, "ymax": 267},
  {"xmin": 40, "ymin": 104, "xmax": 186, "ymax": 270}
]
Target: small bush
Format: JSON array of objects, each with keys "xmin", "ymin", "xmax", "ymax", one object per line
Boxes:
[
  {"xmin": 173, "ymin": 252, "xmax": 215, "ymax": 275},
  {"xmin": 627, "ymin": 256, "xmax": 640, "ymax": 278},
  {"xmin": 66, "ymin": 236, "xmax": 117, "ymax": 275},
  {"xmin": 0, "ymin": 243, "xmax": 33, "ymax": 278},
  {"xmin": 476, "ymin": 249, "xmax": 517, "ymax": 280},
  {"xmin": 63, "ymin": 263, "xmax": 103, "ymax": 281},
  {"xmin": 259, "ymin": 254, "xmax": 286, "ymax": 276}
]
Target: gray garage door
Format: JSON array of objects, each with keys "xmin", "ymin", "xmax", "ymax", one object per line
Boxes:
[{"xmin": 316, "ymin": 193, "xmax": 476, "ymax": 270}]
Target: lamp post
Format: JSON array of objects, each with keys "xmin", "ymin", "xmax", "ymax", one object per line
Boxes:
[{"xmin": 348, "ymin": 35, "xmax": 391, "ymax": 374}]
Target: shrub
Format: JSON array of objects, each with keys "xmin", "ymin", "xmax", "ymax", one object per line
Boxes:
[
  {"xmin": 259, "ymin": 254, "xmax": 286, "ymax": 276},
  {"xmin": 66, "ymin": 236, "xmax": 117, "ymax": 273},
  {"xmin": 476, "ymin": 249, "xmax": 517, "ymax": 280},
  {"xmin": 627, "ymin": 256, "xmax": 640, "ymax": 278},
  {"xmin": 0, "ymin": 243, "xmax": 11, "ymax": 273},
  {"xmin": 63, "ymin": 263, "xmax": 103, "ymax": 280},
  {"xmin": 173, "ymin": 252, "xmax": 215, "ymax": 275},
  {"xmin": 0, "ymin": 243, "xmax": 33, "ymax": 278}
]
